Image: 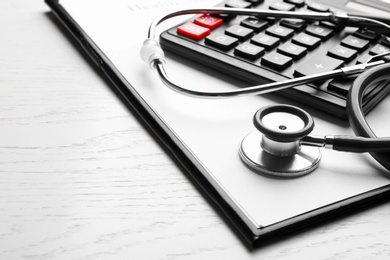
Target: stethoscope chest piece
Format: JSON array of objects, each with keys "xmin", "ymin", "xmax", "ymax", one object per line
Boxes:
[{"xmin": 239, "ymin": 105, "xmax": 322, "ymax": 178}]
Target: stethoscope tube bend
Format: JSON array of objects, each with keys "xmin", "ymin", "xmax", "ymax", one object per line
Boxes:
[
  {"xmin": 141, "ymin": 8, "xmax": 390, "ymax": 98},
  {"xmin": 348, "ymin": 63, "xmax": 390, "ymax": 171}
]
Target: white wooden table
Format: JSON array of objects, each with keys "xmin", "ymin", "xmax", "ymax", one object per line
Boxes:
[{"xmin": 1, "ymin": 1, "xmax": 390, "ymax": 259}]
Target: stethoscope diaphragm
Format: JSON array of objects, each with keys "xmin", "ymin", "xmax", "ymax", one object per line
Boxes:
[{"xmin": 239, "ymin": 105, "xmax": 321, "ymax": 178}]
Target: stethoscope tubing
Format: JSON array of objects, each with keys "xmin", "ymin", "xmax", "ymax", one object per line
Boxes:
[
  {"xmin": 155, "ymin": 59, "xmax": 386, "ymax": 98},
  {"xmin": 301, "ymin": 135, "xmax": 390, "ymax": 153},
  {"xmin": 332, "ymin": 135, "xmax": 390, "ymax": 153},
  {"xmin": 348, "ymin": 63, "xmax": 390, "ymax": 171},
  {"xmin": 144, "ymin": 8, "xmax": 390, "ymax": 99}
]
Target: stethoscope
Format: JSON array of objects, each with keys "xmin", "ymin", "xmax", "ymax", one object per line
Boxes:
[{"xmin": 141, "ymin": 7, "xmax": 390, "ymax": 177}]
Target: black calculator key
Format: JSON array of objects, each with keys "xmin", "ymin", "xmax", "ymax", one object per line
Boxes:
[
  {"xmin": 341, "ymin": 35, "xmax": 369, "ymax": 50},
  {"xmin": 251, "ymin": 33, "xmax": 280, "ymax": 49},
  {"xmin": 240, "ymin": 17, "xmax": 268, "ymax": 32},
  {"xmin": 225, "ymin": 0, "xmax": 252, "ymax": 8},
  {"xmin": 356, "ymin": 53, "xmax": 373, "ymax": 64},
  {"xmin": 307, "ymin": 2, "xmax": 329, "ymax": 12},
  {"xmin": 354, "ymin": 28, "xmax": 380, "ymax": 41},
  {"xmin": 294, "ymin": 54, "xmax": 344, "ymax": 77},
  {"xmin": 235, "ymin": 42, "xmax": 265, "ymax": 60},
  {"xmin": 269, "ymin": 1, "xmax": 295, "ymax": 11},
  {"xmin": 381, "ymin": 37, "xmax": 390, "ymax": 47},
  {"xmin": 215, "ymin": 13, "xmax": 236, "ymax": 21},
  {"xmin": 265, "ymin": 16, "xmax": 279, "ymax": 24},
  {"xmin": 225, "ymin": 25, "xmax": 254, "ymax": 41},
  {"xmin": 327, "ymin": 45, "xmax": 357, "ymax": 61},
  {"xmin": 261, "ymin": 51, "xmax": 293, "ymax": 70},
  {"xmin": 205, "ymin": 32, "xmax": 239, "ymax": 50},
  {"xmin": 292, "ymin": 32, "xmax": 321, "ymax": 50},
  {"xmin": 244, "ymin": 0, "xmax": 264, "ymax": 5},
  {"xmin": 277, "ymin": 42, "xmax": 307, "ymax": 59},
  {"xmin": 369, "ymin": 43, "xmax": 390, "ymax": 55},
  {"xmin": 319, "ymin": 21, "xmax": 342, "ymax": 31},
  {"xmin": 280, "ymin": 18, "xmax": 307, "ymax": 31},
  {"xmin": 266, "ymin": 25, "xmax": 294, "ymax": 40},
  {"xmin": 327, "ymin": 78, "xmax": 354, "ymax": 96},
  {"xmin": 306, "ymin": 24, "xmax": 333, "ymax": 40},
  {"xmin": 284, "ymin": 0, "xmax": 305, "ymax": 7}
]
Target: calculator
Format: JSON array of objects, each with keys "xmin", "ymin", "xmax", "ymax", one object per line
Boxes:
[{"xmin": 159, "ymin": 0, "xmax": 390, "ymax": 119}]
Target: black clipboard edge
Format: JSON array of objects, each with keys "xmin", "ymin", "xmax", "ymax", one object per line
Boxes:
[{"xmin": 44, "ymin": 0, "xmax": 390, "ymax": 249}]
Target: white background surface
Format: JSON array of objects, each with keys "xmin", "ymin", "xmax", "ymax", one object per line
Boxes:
[{"xmin": 1, "ymin": 1, "xmax": 390, "ymax": 259}]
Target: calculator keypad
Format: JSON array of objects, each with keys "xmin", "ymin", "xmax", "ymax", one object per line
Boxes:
[{"xmin": 160, "ymin": 0, "xmax": 390, "ymax": 119}]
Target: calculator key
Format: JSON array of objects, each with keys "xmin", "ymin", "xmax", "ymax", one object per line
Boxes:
[
  {"xmin": 280, "ymin": 18, "xmax": 307, "ymax": 31},
  {"xmin": 307, "ymin": 2, "xmax": 329, "ymax": 12},
  {"xmin": 235, "ymin": 42, "xmax": 265, "ymax": 60},
  {"xmin": 244, "ymin": 0, "xmax": 264, "ymax": 5},
  {"xmin": 241, "ymin": 17, "xmax": 268, "ymax": 32},
  {"xmin": 379, "ymin": 53, "xmax": 390, "ymax": 61},
  {"xmin": 225, "ymin": 0, "xmax": 251, "ymax": 8},
  {"xmin": 292, "ymin": 32, "xmax": 321, "ymax": 50},
  {"xmin": 381, "ymin": 37, "xmax": 390, "ymax": 47},
  {"xmin": 261, "ymin": 51, "xmax": 293, "ymax": 70},
  {"xmin": 327, "ymin": 78, "xmax": 354, "ymax": 96},
  {"xmin": 266, "ymin": 25, "xmax": 294, "ymax": 40},
  {"xmin": 284, "ymin": 0, "xmax": 305, "ymax": 7},
  {"xmin": 177, "ymin": 22, "xmax": 210, "ymax": 41},
  {"xmin": 225, "ymin": 25, "xmax": 254, "ymax": 41},
  {"xmin": 251, "ymin": 33, "xmax": 280, "ymax": 49},
  {"xmin": 319, "ymin": 21, "xmax": 343, "ymax": 31},
  {"xmin": 269, "ymin": 1, "xmax": 295, "ymax": 11},
  {"xmin": 369, "ymin": 43, "xmax": 390, "ymax": 55},
  {"xmin": 218, "ymin": 0, "xmax": 243, "ymax": 20},
  {"xmin": 205, "ymin": 32, "xmax": 239, "ymax": 50},
  {"xmin": 265, "ymin": 16, "xmax": 279, "ymax": 25},
  {"xmin": 356, "ymin": 53, "xmax": 373, "ymax": 64},
  {"xmin": 327, "ymin": 45, "xmax": 357, "ymax": 62},
  {"xmin": 294, "ymin": 54, "xmax": 344, "ymax": 77},
  {"xmin": 341, "ymin": 35, "xmax": 369, "ymax": 50},
  {"xmin": 354, "ymin": 28, "xmax": 380, "ymax": 41},
  {"xmin": 194, "ymin": 15, "xmax": 223, "ymax": 30},
  {"xmin": 214, "ymin": 13, "xmax": 236, "ymax": 21},
  {"xmin": 306, "ymin": 25, "xmax": 333, "ymax": 40},
  {"xmin": 277, "ymin": 42, "xmax": 307, "ymax": 59}
]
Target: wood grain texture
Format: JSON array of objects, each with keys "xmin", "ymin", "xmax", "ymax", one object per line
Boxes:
[{"xmin": 1, "ymin": 1, "xmax": 390, "ymax": 259}]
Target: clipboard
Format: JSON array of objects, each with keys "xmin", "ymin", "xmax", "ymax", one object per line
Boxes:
[{"xmin": 45, "ymin": 0, "xmax": 390, "ymax": 247}]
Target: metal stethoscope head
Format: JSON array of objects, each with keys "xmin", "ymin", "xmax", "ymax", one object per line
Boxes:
[
  {"xmin": 239, "ymin": 105, "xmax": 321, "ymax": 178},
  {"xmin": 239, "ymin": 104, "xmax": 390, "ymax": 178}
]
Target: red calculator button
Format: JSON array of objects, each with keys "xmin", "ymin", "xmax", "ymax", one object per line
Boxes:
[
  {"xmin": 194, "ymin": 15, "xmax": 223, "ymax": 30},
  {"xmin": 177, "ymin": 22, "xmax": 210, "ymax": 41}
]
